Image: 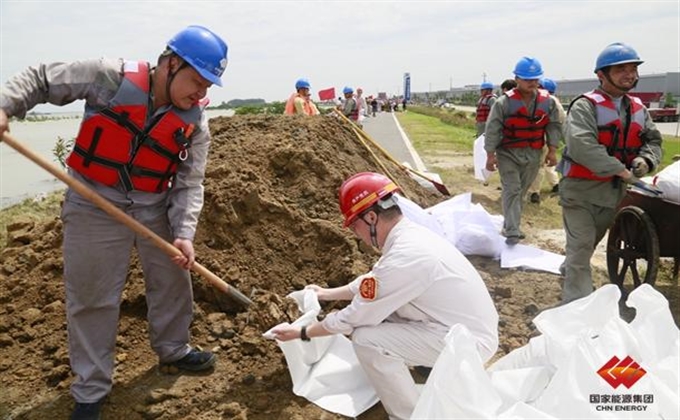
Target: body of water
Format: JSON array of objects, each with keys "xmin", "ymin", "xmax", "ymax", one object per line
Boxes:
[{"xmin": 0, "ymin": 109, "xmax": 234, "ymax": 209}]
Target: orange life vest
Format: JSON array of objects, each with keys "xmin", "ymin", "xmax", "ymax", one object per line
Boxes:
[
  {"xmin": 67, "ymin": 61, "xmax": 204, "ymax": 193},
  {"xmin": 563, "ymin": 90, "xmax": 646, "ymax": 181},
  {"xmin": 475, "ymin": 93, "xmax": 496, "ymax": 123},
  {"xmin": 500, "ymin": 89, "xmax": 551, "ymax": 149},
  {"xmin": 284, "ymin": 93, "xmax": 318, "ymax": 116}
]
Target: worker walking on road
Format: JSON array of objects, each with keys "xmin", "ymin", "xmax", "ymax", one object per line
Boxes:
[
  {"xmin": 527, "ymin": 77, "xmax": 565, "ymax": 203},
  {"xmin": 484, "ymin": 57, "xmax": 563, "ymax": 245},
  {"xmin": 0, "ymin": 25, "xmax": 228, "ymax": 420},
  {"xmin": 284, "ymin": 78, "xmax": 319, "ymax": 116},
  {"xmin": 476, "ymin": 81, "xmax": 496, "ymax": 137},
  {"xmin": 271, "ymin": 172, "xmax": 499, "ymax": 420},
  {"xmin": 558, "ymin": 43, "xmax": 662, "ymax": 303}
]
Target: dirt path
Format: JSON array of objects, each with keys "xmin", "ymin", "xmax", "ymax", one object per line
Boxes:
[{"xmin": 0, "ymin": 114, "xmax": 676, "ymax": 420}]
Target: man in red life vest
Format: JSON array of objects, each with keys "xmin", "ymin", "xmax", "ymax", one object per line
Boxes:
[
  {"xmin": 484, "ymin": 56, "xmax": 563, "ymax": 245},
  {"xmin": 0, "ymin": 25, "xmax": 228, "ymax": 419},
  {"xmin": 284, "ymin": 78, "xmax": 319, "ymax": 116},
  {"xmin": 558, "ymin": 43, "xmax": 662, "ymax": 303},
  {"xmin": 476, "ymin": 81, "xmax": 496, "ymax": 137}
]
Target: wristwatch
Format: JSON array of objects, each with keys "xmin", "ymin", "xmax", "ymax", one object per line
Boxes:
[{"xmin": 300, "ymin": 325, "xmax": 311, "ymax": 341}]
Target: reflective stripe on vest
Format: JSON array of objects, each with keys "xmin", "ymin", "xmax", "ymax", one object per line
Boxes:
[
  {"xmin": 66, "ymin": 61, "xmax": 203, "ymax": 193},
  {"xmin": 476, "ymin": 94, "xmax": 496, "ymax": 122},
  {"xmin": 563, "ymin": 90, "xmax": 645, "ymax": 181},
  {"xmin": 500, "ymin": 89, "xmax": 551, "ymax": 149}
]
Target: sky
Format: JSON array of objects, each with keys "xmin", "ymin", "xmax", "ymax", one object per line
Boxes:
[{"xmin": 1, "ymin": 0, "xmax": 679, "ymax": 112}]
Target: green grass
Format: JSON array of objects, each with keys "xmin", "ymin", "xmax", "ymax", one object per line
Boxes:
[
  {"xmin": 398, "ymin": 110, "xmax": 476, "ymax": 153},
  {"xmin": 660, "ymin": 136, "xmax": 679, "ymax": 168}
]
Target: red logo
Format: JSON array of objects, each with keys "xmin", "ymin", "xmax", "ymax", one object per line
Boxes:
[{"xmin": 597, "ymin": 356, "xmax": 647, "ymax": 389}]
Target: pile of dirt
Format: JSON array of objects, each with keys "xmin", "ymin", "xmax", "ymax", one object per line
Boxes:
[{"xmin": 0, "ymin": 114, "xmax": 450, "ymax": 420}]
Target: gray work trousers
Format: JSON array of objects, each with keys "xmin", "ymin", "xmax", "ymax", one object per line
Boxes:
[
  {"xmin": 352, "ymin": 322, "xmax": 448, "ymax": 420},
  {"xmin": 561, "ymin": 197, "xmax": 617, "ymax": 303},
  {"xmin": 497, "ymin": 148, "xmax": 541, "ymax": 237},
  {"xmin": 61, "ymin": 196, "xmax": 193, "ymax": 403}
]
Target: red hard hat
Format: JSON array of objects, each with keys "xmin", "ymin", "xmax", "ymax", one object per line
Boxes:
[{"xmin": 339, "ymin": 172, "xmax": 400, "ymax": 227}]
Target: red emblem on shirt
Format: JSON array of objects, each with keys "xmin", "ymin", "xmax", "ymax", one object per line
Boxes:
[{"xmin": 359, "ymin": 277, "xmax": 377, "ymax": 300}]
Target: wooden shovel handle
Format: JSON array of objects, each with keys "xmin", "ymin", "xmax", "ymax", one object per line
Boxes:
[{"xmin": 1, "ymin": 132, "xmax": 252, "ymax": 307}]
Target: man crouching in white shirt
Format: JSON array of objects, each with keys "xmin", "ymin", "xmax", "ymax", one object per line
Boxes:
[{"xmin": 272, "ymin": 172, "xmax": 499, "ymax": 420}]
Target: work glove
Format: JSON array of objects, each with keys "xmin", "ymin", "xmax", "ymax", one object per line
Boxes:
[{"xmin": 631, "ymin": 157, "xmax": 649, "ymax": 177}]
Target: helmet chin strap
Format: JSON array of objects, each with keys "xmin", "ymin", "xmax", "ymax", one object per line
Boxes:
[
  {"xmin": 369, "ymin": 222, "xmax": 379, "ymax": 248},
  {"xmin": 165, "ymin": 57, "xmax": 188, "ymax": 108}
]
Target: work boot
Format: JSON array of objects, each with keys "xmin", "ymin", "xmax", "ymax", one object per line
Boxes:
[
  {"xmin": 505, "ymin": 236, "xmax": 520, "ymax": 246},
  {"xmin": 162, "ymin": 348, "xmax": 216, "ymax": 372},
  {"xmin": 529, "ymin": 192, "xmax": 541, "ymax": 203},
  {"xmin": 71, "ymin": 399, "xmax": 104, "ymax": 420}
]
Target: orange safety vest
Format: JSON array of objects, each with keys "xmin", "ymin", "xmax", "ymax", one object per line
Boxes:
[
  {"xmin": 476, "ymin": 93, "xmax": 496, "ymax": 123},
  {"xmin": 284, "ymin": 93, "xmax": 318, "ymax": 116},
  {"xmin": 500, "ymin": 89, "xmax": 551, "ymax": 149},
  {"xmin": 563, "ymin": 90, "xmax": 646, "ymax": 181},
  {"xmin": 67, "ymin": 61, "xmax": 204, "ymax": 193}
]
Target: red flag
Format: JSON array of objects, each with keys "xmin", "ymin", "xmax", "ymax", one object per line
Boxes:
[{"xmin": 318, "ymin": 87, "xmax": 336, "ymax": 101}]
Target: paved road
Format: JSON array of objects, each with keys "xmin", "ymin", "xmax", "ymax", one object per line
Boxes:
[{"xmin": 361, "ymin": 112, "xmax": 427, "ymax": 171}]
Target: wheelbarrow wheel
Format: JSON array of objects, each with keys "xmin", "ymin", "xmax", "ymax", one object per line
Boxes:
[{"xmin": 607, "ymin": 206, "xmax": 660, "ymax": 292}]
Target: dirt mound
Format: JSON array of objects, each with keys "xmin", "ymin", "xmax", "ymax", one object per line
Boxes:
[{"xmin": 0, "ymin": 114, "xmax": 446, "ymax": 419}]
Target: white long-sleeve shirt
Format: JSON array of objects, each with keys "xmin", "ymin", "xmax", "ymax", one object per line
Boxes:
[{"xmin": 322, "ymin": 218, "xmax": 499, "ymax": 361}]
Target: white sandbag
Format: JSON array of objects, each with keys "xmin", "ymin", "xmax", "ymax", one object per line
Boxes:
[
  {"xmin": 395, "ymin": 194, "xmax": 446, "ymax": 239},
  {"xmin": 650, "ymin": 160, "xmax": 680, "ymax": 204},
  {"xmin": 474, "ymin": 134, "xmax": 494, "ymax": 182},
  {"xmin": 411, "ymin": 324, "xmax": 503, "ymax": 419},
  {"xmin": 263, "ymin": 289, "xmax": 379, "ymax": 417}
]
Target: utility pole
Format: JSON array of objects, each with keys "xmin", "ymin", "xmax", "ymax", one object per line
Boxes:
[{"xmin": 482, "ymin": 72, "xmax": 487, "ymax": 83}]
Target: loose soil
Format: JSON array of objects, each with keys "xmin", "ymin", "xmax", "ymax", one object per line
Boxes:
[{"xmin": 0, "ymin": 114, "xmax": 677, "ymax": 420}]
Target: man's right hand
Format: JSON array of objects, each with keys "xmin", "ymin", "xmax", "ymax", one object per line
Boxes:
[{"xmin": 485, "ymin": 152, "xmax": 497, "ymax": 172}]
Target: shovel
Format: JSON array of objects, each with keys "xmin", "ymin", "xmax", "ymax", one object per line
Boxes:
[
  {"xmin": 333, "ymin": 110, "xmax": 451, "ymax": 196},
  {"xmin": 1, "ymin": 132, "xmax": 252, "ymax": 307}
]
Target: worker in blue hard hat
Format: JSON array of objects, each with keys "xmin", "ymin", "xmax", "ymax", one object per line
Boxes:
[
  {"xmin": 476, "ymin": 81, "xmax": 497, "ymax": 137},
  {"xmin": 558, "ymin": 42, "xmax": 663, "ymax": 304},
  {"xmin": 526, "ymin": 77, "xmax": 565, "ymax": 203},
  {"xmin": 0, "ymin": 25, "xmax": 229, "ymax": 419},
  {"xmin": 338, "ymin": 86, "xmax": 360, "ymax": 124},
  {"xmin": 284, "ymin": 78, "xmax": 319, "ymax": 116},
  {"xmin": 484, "ymin": 56, "xmax": 563, "ymax": 246}
]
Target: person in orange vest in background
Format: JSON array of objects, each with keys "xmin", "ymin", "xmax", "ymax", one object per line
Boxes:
[
  {"xmin": 484, "ymin": 57, "xmax": 563, "ymax": 246},
  {"xmin": 0, "ymin": 25, "xmax": 228, "ymax": 420},
  {"xmin": 284, "ymin": 78, "xmax": 319, "ymax": 116},
  {"xmin": 476, "ymin": 81, "xmax": 496, "ymax": 137}
]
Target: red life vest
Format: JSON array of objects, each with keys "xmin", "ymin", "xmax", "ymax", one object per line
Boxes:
[
  {"xmin": 345, "ymin": 97, "xmax": 359, "ymax": 121},
  {"xmin": 475, "ymin": 93, "xmax": 496, "ymax": 123},
  {"xmin": 563, "ymin": 90, "xmax": 645, "ymax": 181},
  {"xmin": 67, "ymin": 61, "xmax": 204, "ymax": 193},
  {"xmin": 500, "ymin": 89, "xmax": 551, "ymax": 149}
]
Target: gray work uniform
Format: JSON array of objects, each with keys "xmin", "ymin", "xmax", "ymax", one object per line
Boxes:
[
  {"xmin": 559, "ymin": 92, "xmax": 662, "ymax": 303},
  {"xmin": 0, "ymin": 58, "xmax": 210, "ymax": 402},
  {"xmin": 485, "ymin": 91, "xmax": 562, "ymax": 238}
]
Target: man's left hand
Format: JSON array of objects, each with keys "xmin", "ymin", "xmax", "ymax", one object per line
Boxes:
[
  {"xmin": 172, "ymin": 238, "xmax": 195, "ymax": 270},
  {"xmin": 631, "ymin": 157, "xmax": 649, "ymax": 177}
]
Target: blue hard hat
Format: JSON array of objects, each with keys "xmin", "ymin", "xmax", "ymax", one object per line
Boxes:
[
  {"xmin": 513, "ymin": 57, "xmax": 543, "ymax": 80},
  {"xmin": 594, "ymin": 43, "xmax": 644, "ymax": 73},
  {"xmin": 295, "ymin": 78, "xmax": 311, "ymax": 90},
  {"xmin": 540, "ymin": 77, "xmax": 557, "ymax": 94},
  {"xmin": 480, "ymin": 82, "xmax": 494, "ymax": 90},
  {"xmin": 343, "ymin": 86, "xmax": 354, "ymax": 95},
  {"xmin": 167, "ymin": 25, "xmax": 228, "ymax": 86}
]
